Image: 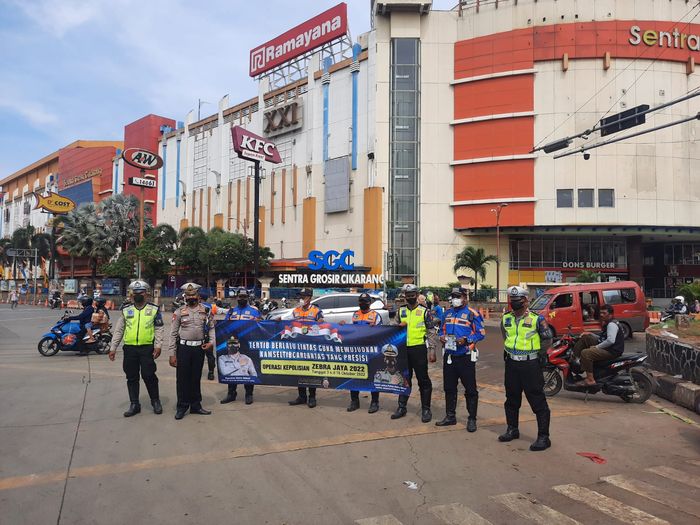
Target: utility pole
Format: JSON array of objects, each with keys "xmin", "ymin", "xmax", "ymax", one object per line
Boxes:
[{"xmin": 253, "ymin": 161, "xmax": 260, "ymax": 297}]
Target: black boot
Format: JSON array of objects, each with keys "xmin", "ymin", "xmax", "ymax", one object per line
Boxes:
[
  {"xmin": 289, "ymin": 387, "xmax": 307, "ymax": 406},
  {"xmin": 175, "ymin": 407, "xmax": 188, "ymax": 420},
  {"xmin": 436, "ymin": 393, "xmax": 457, "ymax": 426},
  {"xmin": 420, "ymin": 387, "xmax": 432, "ymax": 423},
  {"xmin": 207, "ymin": 370, "xmax": 215, "ymax": 381},
  {"xmin": 151, "ymin": 399, "xmax": 162, "ymax": 414},
  {"xmin": 391, "ymin": 395, "xmax": 408, "ymax": 419},
  {"xmin": 307, "ymin": 396, "xmax": 317, "ymax": 408},
  {"xmin": 221, "ymin": 385, "xmax": 237, "ymax": 404},
  {"xmin": 347, "ymin": 392, "xmax": 360, "ymax": 412},
  {"xmin": 498, "ymin": 426, "xmax": 520, "ymax": 442},
  {"xmin": 466, "ymin": 395, "xmax": 478, "ymax": 432},
  {"xmin": 244, "ymin": 385, "xmax": 254, "ymax": 405},
  {"xmin": 368, "ymin": 392, "xmax": 379, "ymax": 414},
  {"xmin": 123, "ymin": 403, "xmax": 141, "ymax": 417},
  {"xmin": 124, "ymin": 383, "xmax": 140, "ymax": 417},
  {"xmin": 530, "ymin": 411, "xmax": 551, "ymax": 451}
]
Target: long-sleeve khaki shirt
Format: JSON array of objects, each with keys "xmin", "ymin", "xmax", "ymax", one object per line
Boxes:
[
  {"xmin": 109, "ymin": 302, "xmax": 165, "ymax": 354},
  {"xmin": 168, "ymin": 304, "xmax": 216, "ymax": 357}
]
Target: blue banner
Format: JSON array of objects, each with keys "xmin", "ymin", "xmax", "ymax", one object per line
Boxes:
[{"xmin": 215, "ymin": 320, "xmax": 411, "ymax": 396}]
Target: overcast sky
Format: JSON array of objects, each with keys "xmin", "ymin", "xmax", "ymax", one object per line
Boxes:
[{"xmin": 0, "ymin": 0, "xmax": 454, "ymax": 178}]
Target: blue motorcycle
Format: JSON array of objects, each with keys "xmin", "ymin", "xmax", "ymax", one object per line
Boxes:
[{"xmin": 38, "ymin": 311, "xmax": 112, "ymax": 356}]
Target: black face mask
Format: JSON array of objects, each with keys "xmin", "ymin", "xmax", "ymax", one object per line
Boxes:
[
  {"xmin": 237, "ymin": 299, "xmax": 248, "ymax": 307},
  {"xmin": 359, "ymin": 301, "xmax": 371, "ymax": 311},
  {"xmin": 133, "ymin": 294, "xmax": 145, "ymax": 305},
  {"xmin": 406, "ymin": 296, "xmax": 417, "ymax": 305},
  {"xmin": 511, "ymin": 299, "xmax": 526, "ymax": 310},
  {"xmin": 186, "ymin": 298, "xmax": 198, "ymax": 306}
]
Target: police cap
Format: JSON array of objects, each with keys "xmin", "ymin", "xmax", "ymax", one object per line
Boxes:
[
  {"xmin": 508, "ymin": 286, "xmax": 528, "ymax": 298},
  {"xmin": 181, "ymin": 282, "xmax": 201, "ymax": 297},
  {"xmin": 299, "ymin": 287, "xmax": 313, "ymax": 297},
  {"xmin": 128, "ymin": 280, "xmax": 150, "ymax": 293},
  {"xmin": 382, "ymin": 344, "xmax": 398, "ymax": 357},
  {"xmin": 237, "ymin": 288, "xmax": 249, "ymax": 298},
  {"xmin": 359, "ymin": 292, "xmax": 372, "ymax": 302},
  {"xmin": 450, "ymin": 287, "xmax": 469, "ymax": 298},
  {"xmin": 402, "ymin": 284, "xmax": 418, "ymax": 295}
]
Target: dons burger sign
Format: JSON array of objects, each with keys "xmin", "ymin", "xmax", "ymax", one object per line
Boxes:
[{"xmin": 249, "ymin": 3, "xmax": 348, "ymax": 77}]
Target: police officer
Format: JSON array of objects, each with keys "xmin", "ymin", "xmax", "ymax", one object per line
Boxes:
[
  {"xmin": 288, "ymin": 287, "xmax": 323, "ymax": 408},
  {"xmin": 499, "ymin": 286, "xmax": 553, "ymax": 451},
  {"xmin": 220, "ymin": 289, "xmax": 261, "ymax": 405},
  {"xmin": 108, "ymin": 281, "xmax": 164, "ymax": 417},
  {"xmin": 347, "ymin": 292, "xmax": 381, "ymax": 413},
  {"xmin": 435, "ymin": 287, "xmax": 485, "ymax": 431},
  {"xmin": 169, "ymin": 283, "xmax": 216, "ymax": 420},
  {"xmin": 392, "ymin": 284, "xmax": 435, "ymax": 423}
]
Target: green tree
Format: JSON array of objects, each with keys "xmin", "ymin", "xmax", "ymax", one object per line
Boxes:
[
  {"xmin": 453, "ymin": 246, "xmax": 498, "ymax": 292},
  {"xmin": 137, "ymin": 224, "xmax": 178, "ymax": 284},
  {"xmin": 176, "ymin": 226, "xmax": 207, "ymax": 277},
  {"xmin": 99, "ymin": 193, "xmax": 144, "ymax": 252},
  {"xmin": 574, "ymin": 270, "xmax": 601, "ymax": 283},
  {"xmin": 101, "ymin": 251, "xmax": 137, "ymax": 280}
]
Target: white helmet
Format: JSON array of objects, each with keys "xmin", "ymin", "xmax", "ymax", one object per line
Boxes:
[
  {"xmin": 402, "ymin": 284, "xmax": 418, "ymax": 293},
  {"xmin": 674, "ymin": 295, "xmax": 685, "ymax": 303},
  {"xmin": 128, "ymin": 280, "xmax": 150, "ymax": 293}
]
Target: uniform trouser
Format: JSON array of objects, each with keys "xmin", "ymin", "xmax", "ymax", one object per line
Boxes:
[
  {"xmin": 504, "ymin": 357, "xmax": 550, "ymax": 434},
  {"xmin": 228, "ymin": 383, "xmax": 254, "ymax": 395},
  {"xmin": 573, "ymin": 334, "xmax": 616, "ymax": 373},
  {"xmin": 350, "ymin": 390, "xmax": 379, "ymax": 402},
  {"xmin": 176, "ymin": 343, "xmax": 205, "ymax": 410},
  {"xmin": 298, "ymin": 387, "xmax": 317, "ymax": 399},
  {"xmin": 205, "ymin": 348, "xmax": 215, "ymax": 373},
  {"xmin": 398, "ymin": 344, "xmax": 432, "ymax": 408},
  {"xmin": 443, "ymin": 353, "xmax": 478, "ymax": 417},
  {"xmin": 123, "ymin": 344, "xmax": 159, "ymax": 403}
]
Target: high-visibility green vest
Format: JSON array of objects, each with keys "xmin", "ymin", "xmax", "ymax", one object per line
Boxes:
[
  {"xmin": 123, "ymin": 304, "xmax": 158, "ymax": 346},
  {"xmin": 502, "ymin": 311, "xmax": 541, "ymax": 354},
  {"xmin": 400, "ymin": 305, "xmax": 428, "ymax": 347}
]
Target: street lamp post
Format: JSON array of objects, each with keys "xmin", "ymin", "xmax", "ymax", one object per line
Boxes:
[{"xmin": 490, "ymin": 203, "xmax": 509, "ymax": 302}]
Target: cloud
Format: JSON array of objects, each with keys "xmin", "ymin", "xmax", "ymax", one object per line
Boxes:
[{"xmin": 8, "ymin": 0, "xmax": 107, "ymax": 38}]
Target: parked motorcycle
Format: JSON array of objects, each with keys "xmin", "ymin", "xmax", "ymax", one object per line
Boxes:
[
  {"xmin": 171, "ymin": 293, "xmax": 185, "ymax": 312},
  {"xmin": 542, "ymin": 330, "xmax": 653, "ymax": 403},
  {"xmin": 38, "ymin": 312, "xmax": 112, "ymax": 356}
]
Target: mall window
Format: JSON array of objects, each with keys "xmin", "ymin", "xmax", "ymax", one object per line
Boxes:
[
  {"xmin": 509, "ymin": 237, "xmax": 627, "ymax": 269},
  {"xmin": 557, "ymin": 189, "xmax": 573, "ymax": 208},
  {"xmin": 578, "ymin": 189, "xmax": 594, "ymax": 208},
  {"xmin": 599, "ymin": 189, "xmax": 614, "ymax": 207}
]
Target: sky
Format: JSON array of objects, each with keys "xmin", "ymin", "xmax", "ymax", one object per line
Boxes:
[{"xmin": 0, "ymin": 0, "xmax": 454, "ymax": 179}]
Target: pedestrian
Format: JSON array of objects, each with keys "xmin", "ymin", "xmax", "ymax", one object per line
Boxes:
[
  {"xmin": 169, "ymin": 282, "xmax": 216, "ymax": 420},
  {"xmin": 346, "ymin": 292, "xmax": 381, "ymax": 413},
  {"xmin": 220, "ymin": 288, "xmax": 261, "ymax": 405},
  {"xmin": 391, "ymin": 284, "xmax": 435, "ymax": 423},
  {"xmin": 19, "ymin": 284, "xmax": 27, "ymax": 304},
  {"xmin": 432, "ymin": 293, "xmax": 445, "ymax": 325},
  {"xmin": 9, "ymin": 288, "xmax": 18, "ymax": 309},
  {"xmin": 498, "ymin": 286, "xmax": 553, "ymax": 451},
  {"xmin": 693, "ymin": 299, "xmax": 700, "ymax": 314},
  {"xmin": 436, "ymin": 287, "xmax": 485, "ymax": 432},
  {"xmin": 108, "ymin": 280, "xmax": 164, "ymax": 417},
  {"xmin": 288, "ymin": 287, "xmax": 324, "ymax": 408}
]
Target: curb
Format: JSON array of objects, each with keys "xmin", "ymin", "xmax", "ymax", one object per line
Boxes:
[{"xmin": 649, "ymin": 370, "xmax": 700, "ymax": 414}]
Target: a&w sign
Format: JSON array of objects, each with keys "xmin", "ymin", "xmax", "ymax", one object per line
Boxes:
[{"xmin": 122, "ymin": 148, "xmax": 164, "ymax": 171}]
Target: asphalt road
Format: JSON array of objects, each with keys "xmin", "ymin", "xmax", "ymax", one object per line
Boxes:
[{"xmin": 0, "ymin": 306, "xmax": 698, "ymax": 525}]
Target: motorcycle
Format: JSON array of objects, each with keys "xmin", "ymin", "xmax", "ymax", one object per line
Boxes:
[
  {"xmin": 261, "ymin": 299, "xmax": 279, "ymax": 319},
  {"xmin": 48, "ymin": 296, "xmax": 62, "ymax": 309},
  {"xmin": 38, "ymin": 311, "xmax": 112, "ymax": 356},
  {"xmin": 171, "ymin": 293, "xmax": 185, "ymax": 312},
  {"xmin": 542, "ymin": 330, "xmax": 653, "ymax": 403}
]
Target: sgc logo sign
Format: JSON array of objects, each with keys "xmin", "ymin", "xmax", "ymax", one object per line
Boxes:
[{"xmin": 308, "ymin": 250, "xmax": 355, "ymax": 271}]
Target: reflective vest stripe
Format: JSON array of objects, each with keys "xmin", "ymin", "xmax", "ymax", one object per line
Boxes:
[
  {"xmin": 123, "ymin": 307, "xmax": 157, "ymax": 346},
  {"xmin": 400, "ymin": 306, "xmax": 427, "ymax": 346},
  {"xmin": 503, "ymin": 311, "xmax": 541, "ymax": 354}
]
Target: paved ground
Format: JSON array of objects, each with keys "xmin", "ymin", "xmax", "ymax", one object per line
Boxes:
[{"xmin": 0, "ymin": 306, "xmax": 698, "ymax": 525}]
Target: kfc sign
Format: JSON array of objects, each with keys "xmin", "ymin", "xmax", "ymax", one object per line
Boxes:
[
  {"xmin": 249, "ymin": 3, "xmax": 348, "ymax": 77},
  {"xmin": 231, "ymin": 126, "xmax": 282, "ymax": 164}
]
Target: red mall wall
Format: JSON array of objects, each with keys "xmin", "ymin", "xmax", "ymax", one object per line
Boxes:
[
  {"xmin": 58, "ymin": 146, "xmax": 117, "ymax": 205},
  {"xmin": 122, "ymin": 114, "xmax": 175, "ymax": 224}
]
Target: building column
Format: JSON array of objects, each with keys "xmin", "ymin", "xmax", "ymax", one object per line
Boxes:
[
  {"xmin": 627, "ymin": 236, "xmax": 643, "ymax": 285},
  {"xmin": 302, "ymin": 197, "xmax": 316, "ymax": 255}
]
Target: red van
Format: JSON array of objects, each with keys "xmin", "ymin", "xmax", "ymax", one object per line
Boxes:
[{"xmin": 528, "ymin": 281, "xmax": 648, "ymax": 339}]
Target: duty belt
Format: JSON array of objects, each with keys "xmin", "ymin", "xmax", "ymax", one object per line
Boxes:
[
  {"xmin": 180, "ymin": 339, "xmax": 203, "ymax": 346},
  {"xmin": 506, "ymin": 352, "xmax": 539, "ymax": 361}
]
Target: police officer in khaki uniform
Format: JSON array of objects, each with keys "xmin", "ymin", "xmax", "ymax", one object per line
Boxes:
[
  {"xmin": 109, "ymin": 280, "xmax": 164, "ymax": 417},
  {"xmin": 169, "ymin": 283, "xmax": 216, "ymax": 420}
]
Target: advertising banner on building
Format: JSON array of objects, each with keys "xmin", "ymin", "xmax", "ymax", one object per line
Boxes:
[
  {"xmin": 63, "ymin": 279, "xmax": 78, "ymax": 294},
  {"xmin": 215, "ymin": 320, "xmax": 410, "ymax": 395},
  {"xmin": 101, "ymin": 278, "xmax": 122, "ymax": 295}
]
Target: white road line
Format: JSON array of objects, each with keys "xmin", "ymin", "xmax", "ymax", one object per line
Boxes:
[
  {"xmin": 690, "ymin": 459, "xmax": 700, "ymax": 467},
  {"xmin": 646, "ymin": 465, "xmax": 700, "ymax": 489},
  {"xmin": 553, "ymin": 484, "xmax": 669, "ymax": 525},
  {"xmin": 602, "ymin": 474, "xmax": 700, "ymax": 518},
  {"xmin": 430, "ymin": 502, "xmax": 493, "ymax": 525},
  {"xmin": 491, "ymin": 493, "xmax": 581, "ymax": 525},
  {"xmin": 355, "ymin": 516, "xmax": 404, "ymax": 525}
]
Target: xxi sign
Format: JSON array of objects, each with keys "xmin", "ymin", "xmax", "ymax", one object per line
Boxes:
[{"xmin": 264, "ymin": 101, "xmax": 302, "ymax": 138}]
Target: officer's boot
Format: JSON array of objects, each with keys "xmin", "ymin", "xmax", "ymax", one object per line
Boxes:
[
  {"xmin": 498, "ymin": 407, "xmax": 520, "ymax": 442},
  {"xmin": 220, "ymin": 384, "xmax": 238, "ymax": 404},
  {"xmin": 123, "ymin": 383, "xmax": 141, "ymax": 417},
  {"xmin": 420, "ymin": 387, "xmax": 432, "ymax": 423},
  {"xmin": 347, "ymin": 391, "xmax": 360, "ymax": 412},
  {"xmin": 391, "ymin": 395, "xmax": 408, "ymax": 419},
  {"xmin": 435, "ymin": 393, "xmax": 457, "ymax": 426},
  {"xmin": 368, "ymin": 392, "xmax": 379, "ymax": 414},
  {"xmin": 289, "ymin": 387, "xmax": 307, "ymax": 406},
  {"xmin": 466, "ymin": 394, "xmax": 478, "ymax": 432},
  {"xmin": 530, "ymin": 411, "xmax": 551, "ymax": 451},
  {"xmin": 145, "ymin": 378, "xmax": 161, "ymax": 414},
  {"xmin": 244, "ymin": 385, "xmax": 254, "ymax": 405}
]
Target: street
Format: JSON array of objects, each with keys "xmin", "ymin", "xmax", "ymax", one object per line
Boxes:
[{"xmin": 0, "ymin": 307, "xmax": 698, "ymax": 525}]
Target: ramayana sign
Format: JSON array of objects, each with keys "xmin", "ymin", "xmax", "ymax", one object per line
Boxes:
[
  {"xmin": 249, "ymin": 3, "xmax": 348, "ymax": 77},
  {"xmin": 231, "ymin": 126, "xmax": 282, "ymax": 164}
]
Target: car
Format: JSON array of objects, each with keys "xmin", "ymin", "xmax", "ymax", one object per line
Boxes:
[{"xmin": 267, "ymin": 293, "xmax": 390, "ymax": 325}]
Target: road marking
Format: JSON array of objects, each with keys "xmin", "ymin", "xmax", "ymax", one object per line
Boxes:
[
  {"xmin": 355, "ymin": 515, "xmax": 403, "ymax": 525},
  {"xmin": 430, "ymin": 503, "xmax": 493, "ymax": 525},
  {"xmin": 0, "ymin": 407, "xmax": 602, "ymax": 492},
  {"xmin": 553, "ymin": 484, "xmax": 669, "ymax": 525},
  {"xmin": 646, "ymin": 400, "xmax": 700, "ymax": 428},
  {"xmin": 491, "ymin": 493, "xmax": 581, "ymax": 524},
  {"xmin": 602, "ymin": 474, "xmax": 700, "ymax": 518},
  {"xmin": 646, "ymin": 465, "xmax": 700, "ymax": 489}
]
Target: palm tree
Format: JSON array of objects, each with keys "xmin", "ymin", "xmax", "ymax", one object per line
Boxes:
[
  {"xmin": 0, "ymin": 238, "xmax": 12, "ymax": 280},
  {"xmin": 453, "ymin": 246, "xmax": 498, "ymax": 292},
  {"xmin": 99, "ymin": 194, "xmax": 142, "ymax": 252}
]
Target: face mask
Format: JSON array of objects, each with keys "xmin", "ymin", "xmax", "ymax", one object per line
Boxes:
[
  {"xmin": 228, "ymin": 344, "xmax": 240, "ymax": 353},
  {"xmin": 359, "ymin": 301, "xmax": 370, "ymax": 310},
  {"xmin": 237, "ymin": 299, "xmax": 248, "ymax": 307},
  {"xmin": 511, "ymin": 299, "xmax": 526, "ymax": 310},
  {"xmin": 450, "ymin": 298, "xmax": 463, "ymax": 308},
  {"xmin": 133, "ymin": 294, "xmax": 145, "ymax": 305},
  {"xmin": 186, "ymin": 298, "xmax": 198, "ymax": 306},
  {"xmin": 299, "ymin": 299, "xmax": 306, "ymax": 307},
  {"xmin": 406, "ymin": 296, "xmax": 417, "ymax": 305}
]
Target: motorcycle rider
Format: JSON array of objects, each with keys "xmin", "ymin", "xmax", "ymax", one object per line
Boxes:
[
  {"xmin": 572, "ymin": 304, "xmax": 625, "ymax": 386},
  {"xmin": 220, "ymin": 288, "xmax": 261, "ymax": 405},
  {"xmin": 90, "ymin": 296, "xmax": 111, "ymax": 338},
  {"xmin": 66, "ymin": 296, "xmax": 95, "ymax": 354},
  {"xmin": 671, "ymin": 296, "xmax": 688, "ymax": 315},
  {"xmin": 108, "ymin": 280, "xmax": 164, "ymax": 417}
]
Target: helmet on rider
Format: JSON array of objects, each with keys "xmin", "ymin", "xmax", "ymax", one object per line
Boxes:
[
  {"xmin": 79, "ymin": 296, "xmax": 92, "ymax": 308},
  {"xmin": 94, "ymin": 296, "xmax": 107, "ymax": 307},
  {"xmin": 674, "ymin": 295, "xmax": 685, "ymax": 303}
]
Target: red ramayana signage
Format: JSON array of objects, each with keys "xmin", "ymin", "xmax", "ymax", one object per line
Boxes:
[
  {"xmin": 249, "ymin": 2, "xmax": 347, "ymax": 77},
  {"xmin": 231, "ymin": 126, "xmax": 282, "ymax": 164}
]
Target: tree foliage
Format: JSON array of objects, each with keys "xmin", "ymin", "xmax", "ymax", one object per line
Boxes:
[
  {"xmin": 574, "ymin": 270, "xmax": 602, "ymax": 283},
  {"xmin": 453, "ymin": 246, "xmax": 498, "ymax": 292}
]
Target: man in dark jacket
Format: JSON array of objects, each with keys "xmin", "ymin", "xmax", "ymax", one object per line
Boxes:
[
  {"xmin": 67, "ymin": 296, "xmax": 95, "ymax": 355},
  {"xmin": 572, "ymin": 304, "xmax": 624, "ymax": 386}
]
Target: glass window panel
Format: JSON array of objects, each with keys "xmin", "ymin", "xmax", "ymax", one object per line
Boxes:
[
  {"xmin": 621, "ymin": 288, "xmax": 636, "ymax": 303},
  {"xmin": 557, "ymin": 189, "xmax": 573, "ymax": 208},
  {"xmin": 578, "ymin": 238, "xmax": 591, "ymax": 261},
  {"xmin": 517, "ymin": 240, "xmax": 531, "ymax": 267},
  {"xmin": 603, "ymin": 289, "xmax": 622, "ymax": 305},
  {"xmin": 591, "ymin": 239, "xmax": 602, "ymax": 263},
  {"xmin": 683, "ymin": 244, "xmax": 693, "ymax": 264},
  {"xmin": 553, "ymin": 238, "xmax": 565, "ymax": 264},
  {"xmin": 393, "ymin": 39, "xmax": 417, "ymax": 65},
  {"xmin": 664, "ymin": 244, "xmax": 673, "ymax": 265},
  {"xmin": 674, "ymin": 245, "xmax": 682, "ymax": 264},
  {"xmin": 578, "ymin": 189, "xmax": 594, "ymax": 207},
  {"xmin": 392, "ymin": 143, "xmax": 417, "ymax": 170},
  {"xmin": 551, "ymin": 293, "xmax": 573, "ymax": 309},
  {"xmin": 392, "ymin": 196, "xmax": 416, "ymax": 224},
  {"xmin": 602, "ymin": 242, "xmax": 614, "ymax": 263},
  {"xmin": 394, "ymin": 249, "xmax": 416, "ymax": 276},
  {"xmin": 530, "ymin": 239, "xmax": 543, "ymax": 267},
  {"xmin": 392, "ymin": 172, "xmax": 417, "ymax": 196},
  {"xmin": 566, "ymin": 239, "xmax": 578, "ymax": 261},
  {"xmin": 541, "ymin": 239, "xmax": 554, "ymax": 266},
  {"xmin": 615, "ymin": 242, "xmax": 627, "ymax": 267},
  {"xmin": 393, "ymin": 65, "xmax": 418, "ymax": 90},
  {"xmin": 599, "ymin": 189, "xmax": 615, "ymax": 207},
  {"xmin": 392, "ymin": 117, "xmax": 417, "ymax": 141},
  {"xmin": 510, "ymin": 239, "xmax": 519, "ymax": 267},
  {"xmin": 393, "ymin": 92, "xmax": 417, "ymax": 117}
]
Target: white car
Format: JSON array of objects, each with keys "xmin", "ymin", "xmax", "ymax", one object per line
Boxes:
[{"xmin": 267, "ymin": 293, "xmax": 390, "ymax": 325}]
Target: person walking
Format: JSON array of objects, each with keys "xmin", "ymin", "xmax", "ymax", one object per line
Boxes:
[
  {"xmin": 108, "ymin": 280, "xmax": 164, "ymax": 417},
  {"xmin": 391, "ymin": 284, "xmax": 435, "ymax": 423},
  {"xmin": 288, "ymin": 288, "xmax": 324, "ymax": 408},
  {"xmin": 169, "ymin": 283, "xmax": 216, "ymax": 420},
  {"xmin": 220, "ymin": 288, "xmax": 261, "ymax": 405},
  {"xmin": 498, "ymin": 286, "xmax": 553, "ymax": 451},
  {"xmin": 346, "ymin": 293, "xmax": 382, "ymax": 413},
  {"xmin": 9, "ymin": 289, "xmax": 18, "ymax": 309},
  {"xmin": 435, "ymin": 287, "xmax": 485, "ymax": 432}
]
